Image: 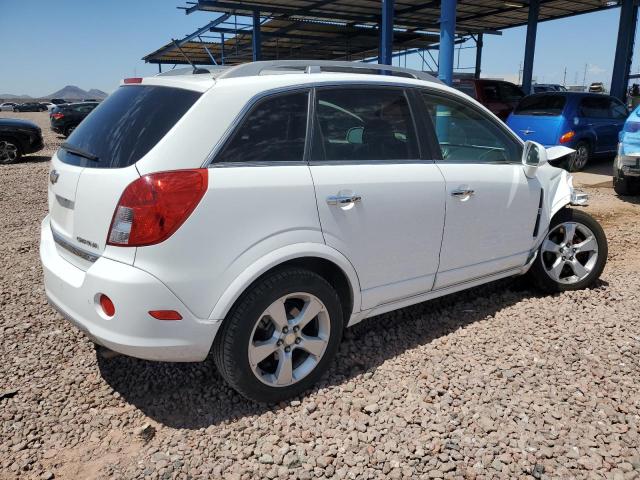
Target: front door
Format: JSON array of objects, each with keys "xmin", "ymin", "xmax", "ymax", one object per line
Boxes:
[
  {"xmin": 419, "ymin": 90, "xmax": 541, "ymax": 289},
  {"xmin": 309, "ymin": 86, "xmax": 446, "ymax": 310}
]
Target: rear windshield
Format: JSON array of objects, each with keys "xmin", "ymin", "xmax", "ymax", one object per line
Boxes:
[
  {"xmin": 514, "ymin": 94, "xmax": 567, "ymax": 116},
  {"xmin": 58, "ymin": 85, "xmax": 201, "ymax": 168}
]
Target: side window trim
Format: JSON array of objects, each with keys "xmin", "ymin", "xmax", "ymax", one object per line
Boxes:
[
  {"xmin": 418, "ymin": 87, "xmax": 524, "ymax": 165},
  {"xmin": 309, "ymin": 84, "xmax": 423, "ymax": 164},
  {"xmin": 208, "ymin": 87, "xmax": 312, "ymax": 167}
]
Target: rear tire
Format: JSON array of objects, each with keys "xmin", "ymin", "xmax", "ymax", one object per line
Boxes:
[
  {"xmin": 528, "ymin": 208, "xmax": 607, "ymax": 293},
  {"xmin": 565, "ymin": 141, "xmax": 590, "ymax": 172},
  {"xmin": 213, "ymin": 267, "xmax": 344, "ymax": 403}
]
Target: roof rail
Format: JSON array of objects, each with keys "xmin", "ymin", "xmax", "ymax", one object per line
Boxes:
[{"xmin": 217, "ymin": 60, "xmax": 443, "ymax": 84}]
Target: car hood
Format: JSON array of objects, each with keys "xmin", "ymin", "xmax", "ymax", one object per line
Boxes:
[{"xmin": 0, "ymin": 118, "xmax": 40, "ymax": 130}]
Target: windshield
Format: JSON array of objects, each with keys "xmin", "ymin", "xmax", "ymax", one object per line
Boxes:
[
  {"xmin": 514, "ymin": 94, "xmax": 567, "ymax": 116},
  {"xmin": 58, "ymin": 85, "xmax": 201, "ymax": 168}
]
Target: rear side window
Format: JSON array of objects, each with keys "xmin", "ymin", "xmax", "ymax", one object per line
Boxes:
[
  {"xmin": 215, "ymin": 91, "xmax": 308, "ymax": 163},
  {"xmin": 514, "ymin": 95, "xmax": 567, "ymax": 116},
  {"xmin": 311, "ymin": 87, "xmax": 419, "ymax": 161},
  {"xmin": 579, "ymin": 97, "xmax": 612, "ymax": 118},
  {"xmin": 59, "ymin": 85, "xmax": 201, "ymax": 168}
]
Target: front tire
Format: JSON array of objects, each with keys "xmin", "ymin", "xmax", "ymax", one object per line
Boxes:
[
  {"xmin": 528, "ymin": 208, "xmax": 607, "ymax": 293},
  {"xmin": 0, "ymin": 138, "xmax": 21, "ymax": 165},
  {"xmin": 213, "ymin": 267, "xmax": 344, "ymax": 403},
  {"xmin": 613, "ymin": 169, "xmax": 640, "ymax": 196}
]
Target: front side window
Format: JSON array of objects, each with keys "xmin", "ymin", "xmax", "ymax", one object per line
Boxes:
[
  {"xmin": 609, "ymin": 99, "xmax": 629, "ymax": 120},
  {"xmin": 312, "ymin": 87, "xmax": 419, "ymax": 161},
  {"xmin": 421, "ymin": 92, "xmax": 522, "ymax": 163},
  {"xmin": 215, "ymin": 91, "xmax": 309, "ymax": 163}
]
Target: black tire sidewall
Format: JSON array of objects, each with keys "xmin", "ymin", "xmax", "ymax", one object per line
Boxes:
[
  {"xmin": 214, "ymin": 268, "xmax": 344, "ymax": 403},
  {"xmin": 530, "ymin": 208, "xmax": 607, "ymax": 292}
]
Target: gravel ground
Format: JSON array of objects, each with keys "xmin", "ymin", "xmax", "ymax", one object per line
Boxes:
[{"xmin": 1, "ymin": 111, "xmax": 640, "ymax": 480}]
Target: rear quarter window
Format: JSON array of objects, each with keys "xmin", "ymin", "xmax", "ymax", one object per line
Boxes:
[{"xmin": 58, "ymin": 85, "xmax": 201, "ymax": 168}]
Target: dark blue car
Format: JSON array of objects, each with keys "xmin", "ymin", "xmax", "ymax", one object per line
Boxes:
[{"xmin": 507, "ymin": 92, "xmax": 628, "ymax": 171}]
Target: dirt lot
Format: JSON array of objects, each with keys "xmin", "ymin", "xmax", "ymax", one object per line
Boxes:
[{"xmin": 1, "ymin": 111, "xmax": 640, "ymax": 480}]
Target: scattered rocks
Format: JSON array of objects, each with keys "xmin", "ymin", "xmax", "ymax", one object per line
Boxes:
[{"xmin": 1, "ymin": 112, "xmax": 639, "ymax": 479}]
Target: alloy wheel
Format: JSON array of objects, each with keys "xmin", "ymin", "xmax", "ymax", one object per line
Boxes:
[
  {"xmin": 0, "ymin": 140, "xmax": 19, "ymax": 164},
  {"xmin": 248, "ymin": 292, "xmax": 330, "ymax": 387},
  {"xmin": 573, "ymin": 145, "xmax": 589, "ymax": 171},
  {"xmin": 541, "ymin": 221, "xmax": 598, "ymax": 284}
]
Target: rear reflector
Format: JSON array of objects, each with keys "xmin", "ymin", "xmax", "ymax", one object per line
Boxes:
[
  {"xmin": 149, "ymin": 310, "xmax": 183, "ymax": 321},
  {"xmin": 123, "ymin": 77, "xmax": 143, "ymax": 84},
  {"xmin": 107, "ymin": 169, "xmax": 208, "ymax": 247},
  {"xmin": 99, "ymin": 294, "xmax": 115, "ymax": 317},
  {"xmin": 559, "ymin": 131, "xmax": 575, "ymax": 143}
]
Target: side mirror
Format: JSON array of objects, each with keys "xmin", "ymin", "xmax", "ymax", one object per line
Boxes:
[{"xmin": 522, "ymin": 140, "xmax": 548, "ymax": 178}]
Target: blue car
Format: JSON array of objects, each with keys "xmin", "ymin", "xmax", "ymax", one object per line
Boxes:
[
  {"xmin": 507, "ymin": 92, "xmax": 629, "ymax": 171},
  {"xmin": 613, "ymin": 104, "xmax": 640, "ymax": 195}
]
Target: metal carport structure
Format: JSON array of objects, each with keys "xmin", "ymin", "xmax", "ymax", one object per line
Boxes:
[{"xmin": 145, "ymin": 0, "xmax": 639, "ymax": 100}]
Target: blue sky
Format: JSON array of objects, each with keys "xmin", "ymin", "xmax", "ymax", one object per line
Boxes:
[{"xmin": 0, "ymin": 1, "xmax": 638, "ymax": 96}]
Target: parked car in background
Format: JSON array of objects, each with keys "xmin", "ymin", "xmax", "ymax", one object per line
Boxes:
[
  {"xmin": 50, "ymin": 98, "xmax": 68, "ymax": 105},
  {"xmin": 40, "ymin": 102, "xmax": 56, "ymax": 112},
  {"xmin": 533, "ymin": 84, "xmax": 567, "ymax": 93},
  {"xmin": 0, "ymin": 102, "xmax": 18, "ymax": 111},
  {"xmin": 50, "ymin": 102, "xmax": 99, "ymax": 137},
  {"xmin": 0, "ymin": 118, "xmax": 44, "ymax": 164},
  {"xmin": 14, "ymin": 102, "xmax": 47, "ymax": 112},
  {"xmin": 507, "ymin": 92, "xmax": 628, "ymax": 171},
  {"xmin": 453, "ymin": 78, "xmax": 525, "ymax": 120},
  {"xmin": 614, "ymin": 104, "xmax": 640, "ymax": 195},
  {"xmin": 588, "ymin": 82, "xmax": 606, "ymax": 94},
  {"xmin": 40, "ymin": 62, "xmax": 607, "ymax": 403}
]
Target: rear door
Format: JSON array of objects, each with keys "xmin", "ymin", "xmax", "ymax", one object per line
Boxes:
[
  {"xmin": 48, "ymin": 85, "xmax": 202, "ymax": 269},
  {"xmin": 419, "ymin": 90, "xmax": 541, "ymax": 289},
  {"xmin": 309, "ymin": 86, "xmax": 446, "ymax": 310},
  {"xmin": 578, "ymin": 96, "xmax": 620, "ymax": 153}
]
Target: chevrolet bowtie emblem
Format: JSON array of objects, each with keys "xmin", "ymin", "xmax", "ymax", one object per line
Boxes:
[{"xmin": 50, "ymin": 169, "xmax": 59, "ymax": 184}]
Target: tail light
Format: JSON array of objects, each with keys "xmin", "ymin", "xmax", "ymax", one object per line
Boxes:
[
  {"xmin": 51, "ymin": 113, "xmax": 65, "ymax": 120},
  {"xmin": 559, "ymin": 131, "xmax": 575, "ymax": 143},
  {"xmin": 107, "ymin": 169, "xmax": 208, "ymax": 247},
  {"xmin": 123, "ymin": 77, "xmax": 143, "ymax": 84}
]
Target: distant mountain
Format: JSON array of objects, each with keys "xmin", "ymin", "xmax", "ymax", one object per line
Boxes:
[
  {"xmin": 87, "ymin": 88, "xmax": 108, "ymax": 98},
  {"xmin": 45, "ymin": 85, "xmax": 108, "ymax": 100},
  {"xmin": 0, "ymin": 93, "xmax": 32, "ymax": 99}
]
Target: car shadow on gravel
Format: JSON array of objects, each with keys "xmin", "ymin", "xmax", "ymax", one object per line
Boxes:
[
  {"xmin": 97, "ymin": 277, "xmax": 607, "ymax": 429},
  {"xmin": 14, "ymin": 154, "xmax": 51, "ymax": 164}
]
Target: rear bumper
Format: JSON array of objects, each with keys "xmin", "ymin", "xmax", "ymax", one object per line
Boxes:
[
  {"xmin": 615, "ymin": 154, "xmax": 640, "ymax": 177},
  {"xmin": 40, "ymin": 215, "xmax": 220, "ymax": 362}
]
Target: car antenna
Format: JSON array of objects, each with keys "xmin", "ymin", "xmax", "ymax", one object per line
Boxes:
[{"xmin": 171, "ymin": 39, "xmax": 209, "ymax": 74}]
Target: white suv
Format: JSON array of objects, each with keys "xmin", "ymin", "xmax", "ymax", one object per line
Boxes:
[{"xmin": 40, "ymin": 61, "xmax": 607, "ymax": 402}]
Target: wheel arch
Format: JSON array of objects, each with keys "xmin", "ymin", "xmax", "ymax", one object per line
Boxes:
[{"xmin": 208, "ymin": 243, "xmax": 362, "ymax": 325}]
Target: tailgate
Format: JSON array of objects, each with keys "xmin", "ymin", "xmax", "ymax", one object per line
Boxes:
[
  {"xmin": 48, "ymin": 154, "xmax": 139, "ymax": 270},
  {"xmin": 508, "ymin": 114, "xmax": 564, "ymax": 146}
]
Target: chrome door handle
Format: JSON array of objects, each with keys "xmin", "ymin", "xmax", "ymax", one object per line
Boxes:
[
  {"xmin": 327, "ymin": 194, "xmax": 362, "ymax": 206},
  {"xmin": 451, "ymin": 188, "xmax": 475, "ymax": 198}
]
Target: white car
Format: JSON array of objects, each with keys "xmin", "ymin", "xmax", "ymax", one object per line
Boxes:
[
  {"xmin": 0, "ymin": 102, "xmax": 17, "ymax": 111},
  {"xmin": 40, "ymin": 61, "xmax": 607, "ymax": 403}
]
